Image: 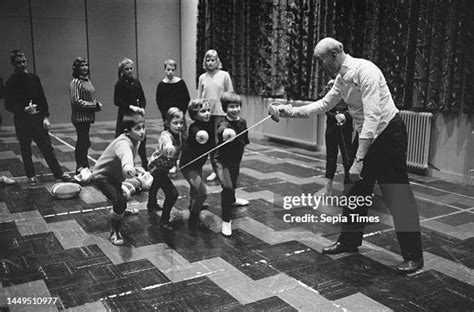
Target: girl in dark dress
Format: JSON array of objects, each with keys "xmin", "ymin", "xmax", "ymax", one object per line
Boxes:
[
  {"xmin": 114, "ymin": 58, "xmax": 148, "ymax": 169},
  {"xmin": 155, "ymin": 59, "xmax": 190, "ymax": 121}
]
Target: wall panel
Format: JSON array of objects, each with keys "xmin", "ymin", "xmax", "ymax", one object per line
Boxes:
[
  {"xmin": 0, "ymin": 0, "xmax": 33, "ymax": 127},
  {"xmin": 180, "ymin": 0, "xmax": 198, "ymax": 98},
  {"xmin": 87, "ymin": 0, "xmax": 136, "ymax": 122},
  {"xmin": 32, "ymin": 0, "xmax": 87, "ymax": 124},
  {"xmin": 137, "ymin": 0, "xmax": 181, "ymax": 121}
]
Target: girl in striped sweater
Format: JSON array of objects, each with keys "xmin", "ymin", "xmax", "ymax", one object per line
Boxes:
[{"xmin": 69, "ymin": 57, "xmax": 102, "ymax": 177}]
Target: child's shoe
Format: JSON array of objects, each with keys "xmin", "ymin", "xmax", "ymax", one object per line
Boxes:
[
  {"xmin": 160, "ymin": 221, "xmax": 173, "ymax": 231},
  {"xmin": 28, "ymin": 176, "xmax": 39, "ymax": 186},
  {"xmin": 206, "ymin": 172, "xmax": 217, "ymax": 182},
  {"xmin": 56, "ymin": 173, "xmax": 75, "ymax": 183},
  {"xmin": 221, "ymin": 221, "xmax": 232, "ymax": 237},
  {"xmin": 124, "ymin": 206, "xmax": 139, "ymax": 216},
  {"xmin": 109, "ymin": 231, "xmax": 124, "ymax": 246},
  {"xmin": 233, "ymin": 198, "xmax": 249, "ymax": 206},
  {"xmin": 188, "ymin": 213, "xmax": 205, "ymax": 229},
  {"xmin": 74, "ymin": 167, "xmax": 92, "ymax": 184},
  {"xmin": 147, "ymin": 202, "xmax": 162, "ymax": 213},
  {"xmin": 0, "ymin": 176, "xmax": 15, "ymax": 184}
]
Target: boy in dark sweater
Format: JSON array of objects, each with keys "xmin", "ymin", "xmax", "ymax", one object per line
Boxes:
[
  {"xmin": 4, "ymin": 49, "xmax": 72, "ymax": 185},
  {"xmin": 215, "ymin": 92, "xmax": 249, "ymax": 237}
]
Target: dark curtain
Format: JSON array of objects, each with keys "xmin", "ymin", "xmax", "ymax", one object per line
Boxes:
[
  {"xmin": 413, "ymin": 0, "xmax": 474, "ymax": 113},
  {"xmin": 197, "ymin": 0, "xmax": 474, "ymax": 113},
  {"xmin": 196, "ymin": 0, "xmax": 274, "ymax": 95}
]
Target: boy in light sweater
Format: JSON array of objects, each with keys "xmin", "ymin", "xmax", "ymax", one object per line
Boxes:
[{"xmin": 92, "ymin": 112, "xmax": 145, "ymax": 245}]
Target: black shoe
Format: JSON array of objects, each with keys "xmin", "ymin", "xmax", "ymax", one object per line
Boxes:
[
  {"xmin": 188, "ymin": 214, "xmax": 205, "ymax": 229},
  {"xmin": 322, "ymin": 242, "xmax": 358, "ymax": 255},
  {"xmin": 57, "ymin": 173, "xmax": 75, "ymax": 183},
  {"xmin": 394, "ymin": 259, "xmax": 424, "ymax": 274},
  {"xmin": 160, "ymin": 221, "xmax": 173, "ymax": 231},
  {"xmin": 188, "ymin": 219, "xmax": 205, "ymax": 229},
  {"xmin": 28, "ymin": 176, "xmax": 39, "ymax": 186},
  {"xmin": 147, "ymin": 202, "xmax": 162, "ymax": 213}
]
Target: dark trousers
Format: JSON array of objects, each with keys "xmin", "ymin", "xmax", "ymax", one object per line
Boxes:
[
  {"xmin": 94, "ymin": 176, "xmax": 127, "ymax": 233},
  {"xmin": 74, "ymin": 123, "xmax": 91, "ymax": 171},
  {"xmin": 215, "ymin": 161, "xmax": 239, "ymax": 222},
  {"xmin": 183, "ymin": 168, "xmax": 207, "ymax": 223},
  {"xmin": 182, "ymin": 167, "xmax": 207, "ymax": 218},
  {"xmin": 338, "ymin": 114, "xmax": 423, "ymax": 261},
  {"xmin": 325, "ymin": 122, "xmax": 353, "ymax": 183},
  {"xmin": 148, "ymin": 169, "xmax": 178, "ymax": 224},
  {"xmin": 14, "ymin": 116, "xmax": 63, "ymax": 178},
  {"xmin": 208, "ymin": 115, "xmax": 225, "ymax": 169},
  {"xmin": 115, "ymin": 116, "xmax": 148, "ymax": 169},
  {"xmin": 137, "ymin": 137, "xmax": 148, "ymax": 169}
]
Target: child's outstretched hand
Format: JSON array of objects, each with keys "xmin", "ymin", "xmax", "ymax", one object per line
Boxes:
[
  {"xmin": 163, "ymin": 144, "xmax": 176, "ymax": 158},
  {"xmin": 123, "ymin": 165, "xmax": 136, "ymax": 179},
  {"xmin": 195, "ymin": 130, "xmax": 209, "ymax": 144},
  {"xmin": 222, "ymin": 128, "xmax": 236, "ymax": 142}
]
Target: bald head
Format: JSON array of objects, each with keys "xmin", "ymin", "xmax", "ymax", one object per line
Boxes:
[
  {"xmin": 314, "ymin": 37, "xmax": 344, "ymax": 57},
  {"xmin": 313, "ymin": 37, "xmax": 346, "ymax": 76}
]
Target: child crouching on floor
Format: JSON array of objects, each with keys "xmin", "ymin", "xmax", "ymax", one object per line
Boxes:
[
  {"xmin": 180, "ymin": 98, "xmax": 212, "ymax": 229},
  {"xmin": 92, "ymin": 112, "xmax": 145, "ymax": 246},
  {"xmin": 215, "ymin": 92, "xmax": 249, "ymax": 237},
  {"xmin": 147, "ymin": 107, "xmax": 184, "ymax": 230}
]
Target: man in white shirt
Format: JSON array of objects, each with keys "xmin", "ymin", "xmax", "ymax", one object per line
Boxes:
[{"xmin": 271, "ymin": 37, "xmax": 423, "ymax": 274}]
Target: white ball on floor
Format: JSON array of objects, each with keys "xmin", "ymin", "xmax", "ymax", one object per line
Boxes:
[{"xmin": 51, "ymin": 182, "xmax": 82, "ymax": 199}]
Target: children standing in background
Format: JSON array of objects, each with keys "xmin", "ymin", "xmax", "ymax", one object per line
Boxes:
[
  {"xmin": 147, "ymin": 107, "xmax": 184, "ymax": 230},
  {"xmin": 198, "ymin": 49, "xmax": 234, "ymax": 182},
  {"xmin": 70, "ymin": 57, "xmax": 102, "ymax": 178},
  {"xmin": 214, "ymin": 92, "xmax": 249, "ymax": 237},
  {"xmin": 180, "ymin": 99, "xmax": 212, "ymax": 229},
  {"xmin": 92, "ymin": 112, "xmax": 145, "ymax": 246},
  {"xmin": 114, "ymin": 58, "xmax": 148, "ymax": 169}
]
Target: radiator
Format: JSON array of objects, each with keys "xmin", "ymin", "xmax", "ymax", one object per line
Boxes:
[{"xmin": 399, "ymin": 110, "xmax": 433, "ymax": 172}]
